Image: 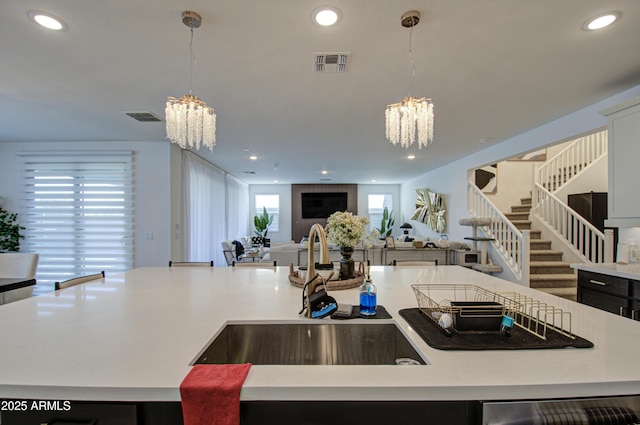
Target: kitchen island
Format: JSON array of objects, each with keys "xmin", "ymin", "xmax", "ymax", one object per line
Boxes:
[{"xmin": 1, "ymin": 265, "xmax": 639, "ymax": 424}]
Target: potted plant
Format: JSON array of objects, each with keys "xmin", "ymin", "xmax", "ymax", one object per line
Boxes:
[
  {"xmin": 374, "ymin": 206, "xmax": 395, "ymax": 238},
  {"xmin": 0, "ymin": 204, "xmax": 25, "ymax": 252},
  {"xmin": 253, "ymin": 206, "xmax": 274, "ymax": 246}
]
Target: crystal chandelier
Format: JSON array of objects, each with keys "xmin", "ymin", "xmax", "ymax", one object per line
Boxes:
[
  {"xmin": 385, "ymin": 11, "xmax": 434, "ymax": 149},
  {"xmin": 166, "ymin": 11, "xmax": 216, "ymax": 151}
]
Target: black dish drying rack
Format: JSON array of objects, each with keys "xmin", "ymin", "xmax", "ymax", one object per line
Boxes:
[{"xmin": 399, "ymin": 284, "xmax": 593, "ymax": 350}]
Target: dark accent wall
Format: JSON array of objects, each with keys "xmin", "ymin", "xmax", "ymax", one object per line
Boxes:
[{"xmin": 291, "ymin": 184, "xmax": 358, "ymax": 242}]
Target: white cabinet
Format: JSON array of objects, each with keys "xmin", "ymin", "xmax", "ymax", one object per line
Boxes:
[{"xmin": 601, "ymin": 96, "xmax": 640, "ymax": 227}]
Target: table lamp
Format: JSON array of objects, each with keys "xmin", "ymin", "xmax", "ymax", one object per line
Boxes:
[{"xmin": 400, "ymin": 222, "xmax": 413, "ymax": 235}]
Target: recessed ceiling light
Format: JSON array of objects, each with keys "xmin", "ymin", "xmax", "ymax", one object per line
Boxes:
[
  {"xmin": 273, "ymin": 180, "xmax": 278, "ymax": 183},
  {"xmin": 28, "ymin": 11, "xmax": 66, "ymax": 30},
  {"xmin": 313, "ymin": 7, "xmax": 340, "ymax": 26},
  {"xmin": 249, "ymin": 155, "xmax": 258, "ymax": 160},
  {"xmin": 321, "ymin": 170, "xmax": 328, "ymax": 174},
  {"xmin": 407, "ymin": 155, "xmax": 416, "ymax": 160},
  {"xmin": 371, "ymin": 179, "xmax": 377, "ymax": 183},
  {"xmin": 583, "ymin": 12, "xmax": 620, "ymax": 31}
]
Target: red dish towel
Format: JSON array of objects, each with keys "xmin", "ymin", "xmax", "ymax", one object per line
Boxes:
[{"xmin": 180, "ymin": 363, "xmax": 252, "ymax": 425}]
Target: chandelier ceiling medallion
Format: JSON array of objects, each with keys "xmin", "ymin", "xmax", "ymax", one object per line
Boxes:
[
  {"xmin": 385, "ymin": 10, "xmax": 434, "ymax": 149},
  {"xmin": 165, "ymin": 11, "xmax": 216, "ymax": 151}
]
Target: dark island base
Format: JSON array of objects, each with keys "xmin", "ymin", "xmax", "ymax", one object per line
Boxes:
[{"xmin": 1, "ymin": 400, "xmax": 482, "ymax": 425}]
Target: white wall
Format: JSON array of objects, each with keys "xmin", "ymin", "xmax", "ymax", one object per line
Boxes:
[
  {"xmin": 621, "ymin": 227, "xmax": 640, "ymax": 247},
  {"xmin": 401, "ymin": 84, "xmax": 640, "ymax": 265},
  {"xmin": 554, "ymin": 156, "xmax": 608, "ymax": 203},
  {"xmin": 481, "ymin": 161, "xmax": 537, "ymax": 213},
  {"xmin": 357, "ymin": 184, "xmax": 401, "ymax": 235},
  {"xmin": 0, "ymin": 140, "xmax": 172, "ymax": 268},
  {"xmin": 479, "ymin": 139, "xmax": 577, "ymax": 213},
  {"xmin": 248, "ymin": 184, "xmax": 293, "ymax": 243}
]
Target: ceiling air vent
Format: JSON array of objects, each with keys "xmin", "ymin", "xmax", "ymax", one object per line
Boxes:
[
  {"xmin": 243, "ymin": 171, "xmax": 256, "ymax": 175},
  {"xmin": 124, "ymin": 111, "xmax": 162, "ymax": 122},
  {"xmin": 314, "ymin": 52, "xmax": 350, "ymax": 73}
]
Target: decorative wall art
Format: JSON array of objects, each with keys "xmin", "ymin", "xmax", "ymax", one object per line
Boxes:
[
  {"xmin": 475, "ymin": 164, "xmax": 497, "ymax": 194},
  {"xmin": 411, "ymin": 188, "xmax": 446, "ymax": 232},
  {"xmin": 508, "ymin": 148, "xmax": 547, "ymax": 161}
]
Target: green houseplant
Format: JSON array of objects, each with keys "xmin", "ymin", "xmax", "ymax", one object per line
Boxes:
[
  {"xmin": 253, "ymin": 206, "xmax": 274, "ymax": 240},
  {"xmin": 374, "ymin": 206, "xmax": 395, "ymax": 238},
  {"xmin": 0, "ymin": 205, "xmax": 25, "ymax": 252}
]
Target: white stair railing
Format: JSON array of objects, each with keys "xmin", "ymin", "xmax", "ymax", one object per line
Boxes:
[
  {"xmin": 468, "ymin": 182, "xmax": 530, "ymax": 284},
  {"xmin": 532, "ymin": 183, "xmax": 613, "ymax": 263},
  {"xmin": 536, "ymin": 130, "xmax": 607, "ymax": 192},
  {"xmin": 531, "ymin": 129, "xmax": 613, "ymax": 263}
]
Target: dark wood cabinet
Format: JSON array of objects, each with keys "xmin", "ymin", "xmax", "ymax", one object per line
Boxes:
[
  {"xmin": 567, "ymin": 192, "xmax": 608, "ymax": 231},
  {"xmin": 578, "ymin": 286, "xmax": 628, "ymax": 316},
  {"xmin": 577, "ymin": 270, "xmax": 640, "ymax": 320}
]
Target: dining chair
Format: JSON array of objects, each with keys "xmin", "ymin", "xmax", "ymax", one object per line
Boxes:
[
  {"xmin": 54, "ymin": 271, "xmax": 105, "ymax": 290},
  {"xmin": 232, "ymin": 260, "xmax": 277, "ymax": 268},
  {"xmin": 168, "ymin": 261, "xmax": 214, "ymax": 267},
  {"xmin": 0, "ymin": 253, "xmax": 39, "ymax": 279},
  {"xmin": 0, "ymin": 253, "xmax": 40, "ymax": 303},
  {"xmin": 392, "ymin": 260, "xmax": 438, "ymax": 266}
]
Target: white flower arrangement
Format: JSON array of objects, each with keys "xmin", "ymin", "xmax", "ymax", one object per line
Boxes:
[{"xmin": 325, "ymin": 211, "xmax": 370, "ymax": 248}]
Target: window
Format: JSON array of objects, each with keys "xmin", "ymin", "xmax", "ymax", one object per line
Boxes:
[
  {"xmin": 18, "ymin": 151, "xmax": 134, "ymax": 286},
  {"xmin": 367, "ymin": 194, "xmax": 393, "ymax": 232},
  {"xmin": 255, "ymin": 194, "xmax": 279, "ymax": 233}
]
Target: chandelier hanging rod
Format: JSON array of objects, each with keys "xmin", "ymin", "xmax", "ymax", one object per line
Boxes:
[
  {"xmin": 165, "ymin": 10, "xmax": 217, "ymax": 152},
  {"xmin": 384, "ymin": 10, "xmax": 435, "ymax": 150}
]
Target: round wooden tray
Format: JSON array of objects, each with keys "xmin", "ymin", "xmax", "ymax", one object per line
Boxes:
[{"xmin": 288, "ymin": 263, "xmax": 365, "ymax": 290}]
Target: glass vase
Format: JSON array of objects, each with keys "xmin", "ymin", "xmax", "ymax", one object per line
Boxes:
[{"xmin": 339, "ymin": 246, "xmax": 355, "ymax": 279}]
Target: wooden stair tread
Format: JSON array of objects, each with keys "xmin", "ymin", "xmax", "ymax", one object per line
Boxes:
[
  {"xmin": 505, "ymin": 213, "xmax": 529, "ymax": 219},
  {"xmin": 529, "ymin": 274, "xmax": 577, "ymax": 281},
  {"xmin": 535, "ymin": 287, "xmax": 577, "ymax": 300},
  {"xmin": 529, "ymin": 261, "xmax": 572, "ymax": 266},
  {"xmin": 529, "ymin": 231, "xmax": 542, "ymax": 239},
  {"xmin": 530, "ymin": 250, "xmax": 564, "ymax": 255},
  {"xmin": 530, "ymin": 243, "xmax": 552, "ymax": 249}
]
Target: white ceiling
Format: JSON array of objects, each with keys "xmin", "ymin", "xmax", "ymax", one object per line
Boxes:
[{"xmin": 2, "ymin": 1, "xmax": 640, "ymax": 184}]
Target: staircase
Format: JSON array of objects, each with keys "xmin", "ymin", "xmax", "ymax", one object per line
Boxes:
[{"xmin": 506, "ymin": 196, "xmax": 577, "ymax": 301}]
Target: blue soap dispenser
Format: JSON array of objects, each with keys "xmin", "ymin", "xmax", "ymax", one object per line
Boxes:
[{"xmin": 359, "ymin": 272, "xmax": 377, "ymax": 316}]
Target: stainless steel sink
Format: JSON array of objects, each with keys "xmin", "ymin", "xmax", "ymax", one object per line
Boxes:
[{"xmin": 194, "ymin": 322, "xmax": 428, "ymax": 365}]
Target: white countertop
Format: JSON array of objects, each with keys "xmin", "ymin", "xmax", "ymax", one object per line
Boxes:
[
  {"xmin": 571, "ymin": 262, "xmax": 640, "ymax": 280},
  {"xmin": 1, "ymin": 265, "xmax": 639, "ymax": 402}
]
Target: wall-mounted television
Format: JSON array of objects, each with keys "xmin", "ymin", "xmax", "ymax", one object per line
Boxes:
[{"xmin": 301, "ymin": 192, "xmax": 348, "ymax": 219}]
